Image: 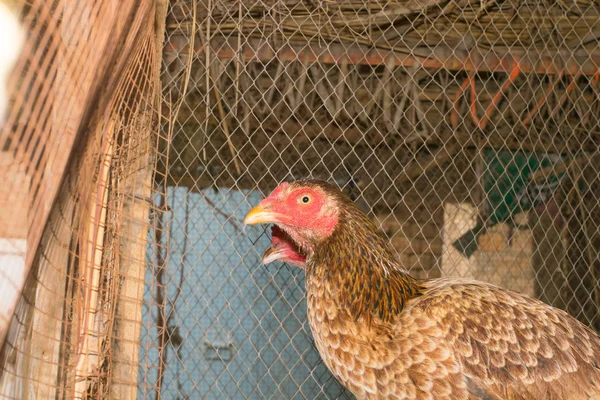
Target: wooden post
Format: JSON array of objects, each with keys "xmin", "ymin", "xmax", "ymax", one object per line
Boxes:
[
  {"xmin": 73, "ymin": 130, "xmax": 115, "ymax": 398},
  {"xmin": 109, "ymin": 121, "xmax": 154, "ymax": 399},
  {"xmin": 109, "ymin": 2, "xmax": 167, "ymax": 397}
]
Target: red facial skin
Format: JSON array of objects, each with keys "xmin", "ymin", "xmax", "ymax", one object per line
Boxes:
[
  {"xmin": 262, "ymin": 226, "xmax": 307, "ymax": 268},
  {"xmin": 247, "ymin": 182, "xmax": 340, "ymax": 252}
]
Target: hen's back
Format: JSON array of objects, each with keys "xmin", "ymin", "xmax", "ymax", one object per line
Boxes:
[{"xmin": 412, "ymin": 278, "xmax": 600, "ymax": 399}]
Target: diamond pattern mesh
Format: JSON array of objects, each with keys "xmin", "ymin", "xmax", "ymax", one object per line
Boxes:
[
  {"xmin": 0, "ymin": 0, "xmax": 599, "ymax": 398},
  {"xmin": 148, "ymin": 0, "xmax": 600, "ymax": 398}
]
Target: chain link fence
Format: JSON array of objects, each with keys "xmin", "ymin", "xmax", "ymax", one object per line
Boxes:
[
  {"xmin": 0, "ymin": 0, "xmax": 599, "ymax": 398},
  {"xmin": 151, "ymin": 0, "xmax": 600, "ymax": 398}
]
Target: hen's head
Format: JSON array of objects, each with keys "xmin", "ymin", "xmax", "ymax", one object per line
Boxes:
[
  {"xmin": 262, "ymin": 226, "xmax": 306, "ymax": 268},
  {"xmin": 244, "ymin": 180, "xmax": 343, "ymax": 250}
]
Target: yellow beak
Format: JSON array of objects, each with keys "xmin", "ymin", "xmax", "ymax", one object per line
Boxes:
[{"xmin": 244, "ymin": 205, "xmax": 291, "ymax": 226}]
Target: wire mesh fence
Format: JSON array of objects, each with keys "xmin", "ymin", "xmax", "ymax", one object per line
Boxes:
[
  {"xmin": 0, "ymin": 0, "xmax": 599, "ymax": 398},
  {"xmin": 0, "ymin": 0, "xmax": 162, "ymax": 398},
  {"xmin": 157, "ymin": 0, "xmax": 600, "ymax": 398}
]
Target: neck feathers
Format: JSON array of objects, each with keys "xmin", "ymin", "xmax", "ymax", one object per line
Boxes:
[{"xmin": 309, "ymin": 203, "xmax": 421, "ymax": 324}]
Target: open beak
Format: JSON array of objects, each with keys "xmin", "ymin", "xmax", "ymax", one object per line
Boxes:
[
  {"xmin": 262, "ymin": 247, "xmax": 283, "ymax": 265},
  {"xmin": 244, "ymin": 204, "xmax": 290, "ymax": 226}
]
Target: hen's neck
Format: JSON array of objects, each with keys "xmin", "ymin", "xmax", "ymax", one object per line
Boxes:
[{"xmin": 308, "ymin": 205, "xmax": 421, "ymax": 324}]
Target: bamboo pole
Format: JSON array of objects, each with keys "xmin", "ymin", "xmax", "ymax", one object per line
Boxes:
[
  {"xmin": 109, "ymin": 2, "xmax": 168, "ymax": 397},
  {"xmin": 109, "ymin": 128, "xmax": 153, "ymax": 399},
  {"xmin": 73, "ymin": 126, "xmax": 115, "ymax": 398}
]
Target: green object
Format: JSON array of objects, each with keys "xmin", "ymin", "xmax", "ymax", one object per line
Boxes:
[{"xmin": 452, "ymin": 149, "xmax": 566, "ymax": 258}]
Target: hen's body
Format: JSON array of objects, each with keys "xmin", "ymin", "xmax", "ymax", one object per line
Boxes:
[
  {"xmin": 308, "ymin": 274, "xmax": 600, "ymax": 399},
  {"xmin": 307, "ymin": 196, "xmax": 600, "ymax": 399},
  {"xmin": 247, "ymin": 179, "xmax": 600, "ymax": 399}
]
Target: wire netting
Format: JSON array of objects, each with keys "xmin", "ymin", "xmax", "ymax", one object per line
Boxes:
[
  {"xmin": 154, "ymin": 0, "xmax": 600, "ymax": 398},
  {"xmin": 0, "ymin": 0, "xmax": 162, "ymax": 398},
  {"xmin": 0, "ymin": 0, "xmax": 599, "ymax": 398}
]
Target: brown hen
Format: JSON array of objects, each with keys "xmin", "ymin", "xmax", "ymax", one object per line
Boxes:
[{"xmin": 245, "ymin": 179, "xmax": 600, "ymax": 399}]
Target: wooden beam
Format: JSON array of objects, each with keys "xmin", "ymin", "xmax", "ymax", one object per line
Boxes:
[
  {"xmin": 109, "ymin": 0, "xmax": 168, "ymax": 396},
  {"xmin": 111, "ymin": 139, "xmax": 153, "ymax": 399},
  {"xmin": 165, "ymin": 36, "xmax": 600, "ymax": 76}
]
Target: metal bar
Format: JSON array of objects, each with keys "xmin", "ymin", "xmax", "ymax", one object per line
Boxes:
[
  {"xmin": 521, "ymin": 72, "xmax": 565, "ymax": 127},
  {"xmin": 478, "ymin": 60, "xmax": 521, "ymax": 130},
  {"xmin": 469, "ymin": 73, "xmax": 480, "ymax": 127},
  {"xmin": 549, "ymin": 72, "xmax": 582, "ymax": 120},
  {"xmin": 451, "ymin": 78, "xmax": 471, "ymax": 128}
]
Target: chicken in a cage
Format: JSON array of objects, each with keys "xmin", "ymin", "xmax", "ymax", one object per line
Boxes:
[
  {"xmin": 246, "ymin": 179, "xmax": 600, "ymax": 399},
  {"xmin": 1, "ymin": 0, "xmax": 600, "ymax": 398}
]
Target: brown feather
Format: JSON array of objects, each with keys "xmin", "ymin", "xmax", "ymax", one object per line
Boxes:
[{"xmin": 274, "ymin": 180, "xmax": 600, "ymax": 399}]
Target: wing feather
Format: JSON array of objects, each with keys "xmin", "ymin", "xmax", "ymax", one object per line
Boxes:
[{"xmin": 417, "ymin": 279, "xmax": 600, "ymax": 399}]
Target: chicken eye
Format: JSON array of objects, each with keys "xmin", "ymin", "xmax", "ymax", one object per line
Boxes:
[{"xmin": 300, "ymin": 195, "xmax": 311, "ymax": 204}]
